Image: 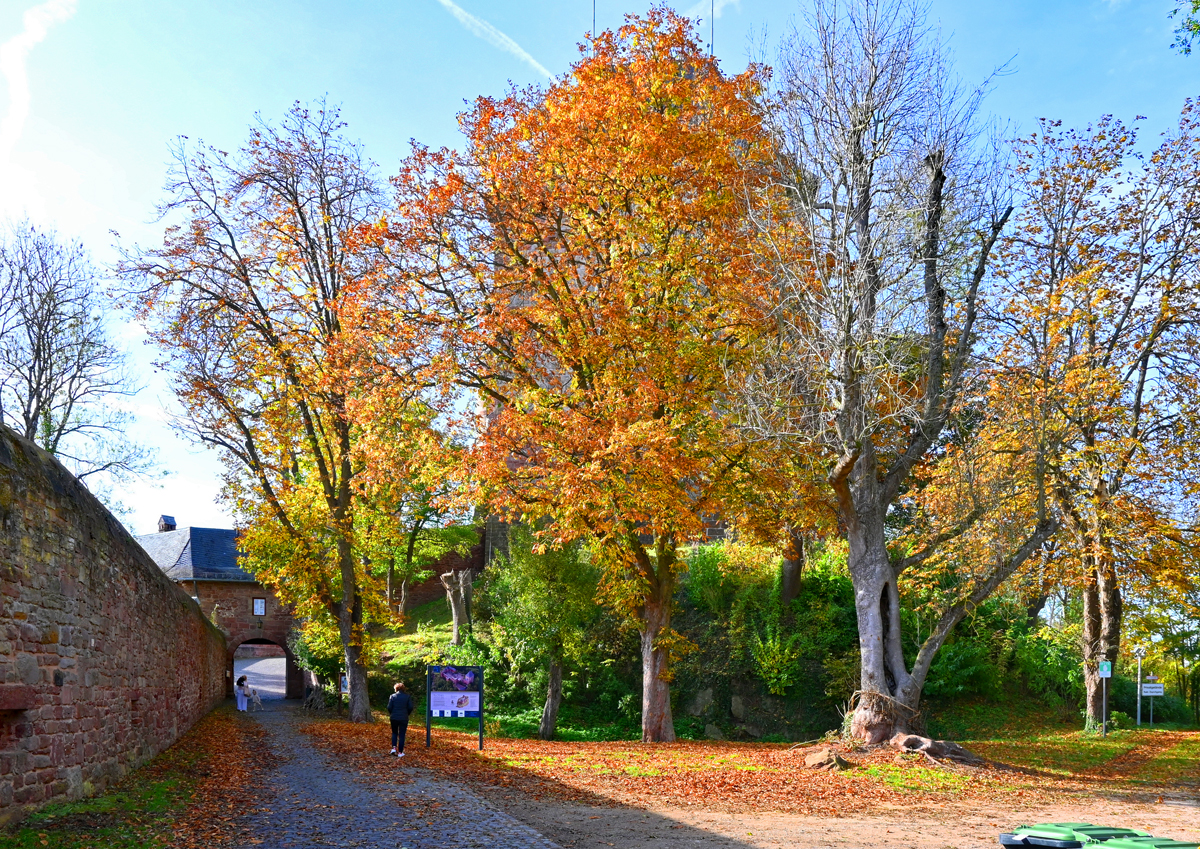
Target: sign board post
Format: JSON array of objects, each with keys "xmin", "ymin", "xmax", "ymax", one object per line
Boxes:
[
  {"xmin": 1143, "ymin": 675, "xmax": 1162, "ymax": 726},
  {"xmin": 1098, "ymin": 660, "xmax": 1112, "ymax": 736},
  {"xmin": 425, "ymin": 665, "xmax": 484, "ymax": 751},
  {"xmin": 1135, "ymin": 650, "xmax": 1144, "ymax": 726}
]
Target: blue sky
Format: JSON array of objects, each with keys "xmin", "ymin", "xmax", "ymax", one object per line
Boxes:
[{"xmin": 0, "ymin": 0, "xmax": 1195, "ymax": 535}]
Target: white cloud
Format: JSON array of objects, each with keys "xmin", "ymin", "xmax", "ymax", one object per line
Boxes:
[
  {"xmin": 0, "ymin": 0, "xmax": 77, "ymax": 222},
  {"xmin": 0, "ymin": 0, "xmax": 76, "ymax": 165},
  {"xmin": 686, "ymin": 0, "xmax": 742, "ymax": 21},
  {"xmin": 432, "ymin": 0, "xmax": 552, "ymax": 79}
]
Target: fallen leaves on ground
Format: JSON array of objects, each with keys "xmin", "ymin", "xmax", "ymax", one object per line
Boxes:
[
  {"xmin": 299, "ymin": 716, "xmax": 1041, "ymax": 816},
  {"xmin": 167, "ymin": 705, "xmax": 276, "ymax": 849},
  {"xmin": 0, "ymin": 705, "xmax": 272, "ymax": 849}
]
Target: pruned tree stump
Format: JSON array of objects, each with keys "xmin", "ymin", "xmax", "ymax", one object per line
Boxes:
[{"xmin": 888, "ymin": 733, "xmax": 983, "ymax": 765}]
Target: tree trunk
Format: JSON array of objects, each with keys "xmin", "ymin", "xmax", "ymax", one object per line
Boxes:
[
  {"xmin": 780, "ymin": 529, "xmax": 805, "ymax": 605},
  {"xmin": 399, "ymin": 578, "xmax": 408, "ymax": 616},
  {"xmin": 1082, "ymin": 559, "xmax": 1123, "ymax": 729},
  {"xmin": 441, "ymin": 571, "xmax": 468, "ymax": 646},
  {"xmin": 336, "ymin": 544, "xmax": 372, "ymax": 722},
  {"xmin": 1025, "ymin": 593, "xmax": 1049, "ymax": 630},
  {"xmin": 387, "ymin": 555, "xmax": 396, "ymax": 616},
  {"xmin": 539, "ymin": 658, "xmax": 563, "ymax": 741},
  {"xmin": 640, "ymin": 594, "xmax": 675, "ymax": 742},
  {"xmin": 847, "ymin": 503, "xmax": 919, "ymax": 743}
]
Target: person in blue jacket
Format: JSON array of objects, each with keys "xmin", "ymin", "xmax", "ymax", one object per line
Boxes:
[{"xmin": 388, "ymin": 682, "xmax": 415, "ymax": 757}]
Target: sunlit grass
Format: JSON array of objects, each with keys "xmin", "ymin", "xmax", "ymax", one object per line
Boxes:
[
  {"xmin": 1131, "ymin": 734, "xmax": 1200, "ymax": 784},
  {"xmin": 864, "ymin": 763, "xmax": 971, "ymax": 793}
]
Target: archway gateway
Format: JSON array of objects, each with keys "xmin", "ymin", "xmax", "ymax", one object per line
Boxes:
[{"xmin": 229, "ymin": 638, "xmax": 303, "ymax": 700}]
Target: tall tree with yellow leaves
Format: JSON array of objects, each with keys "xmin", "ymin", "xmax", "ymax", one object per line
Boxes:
[
  {"xmin": 383, "ymin": 8, "xmax": 782, "ymax": 741},
  {"xmin": 992, "ymin": 106, "xmax": 1200, "ymax": 727},
  {"xmin": 123, "ymin": 103, "xmax": 433, "ymax": 722}
]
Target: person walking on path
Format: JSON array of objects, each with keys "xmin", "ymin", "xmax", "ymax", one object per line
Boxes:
[
  {"xmin": 236, "ymin": 675, "xmax": 249, "ymax": 712},
  {"xmin": 388, "ymin": 682, "xmax": 414, "ymax": 756}
]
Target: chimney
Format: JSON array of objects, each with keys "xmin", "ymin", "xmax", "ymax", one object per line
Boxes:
[{"xmin": 158, "ymin": 515, "xmax": 177, "ymax": 533}]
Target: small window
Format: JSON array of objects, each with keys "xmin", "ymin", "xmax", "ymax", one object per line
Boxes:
[{"xmin": 253, "ymin": 598, "xmax": 266, "ymax": 616}]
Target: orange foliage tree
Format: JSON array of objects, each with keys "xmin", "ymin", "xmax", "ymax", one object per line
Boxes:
[
  {"xmin": 382, "ymin": 8, "xmax": 781, "ymax": 741},
  {"xmin": 991, "ymin": 107, "xmax": 1200, "ymax": 726},
  {"xmin": 122, "ymin": 103, "xmax": 434, "ymax": 722}
]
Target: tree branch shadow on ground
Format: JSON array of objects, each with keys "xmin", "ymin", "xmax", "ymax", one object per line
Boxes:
[{"xmin": 301, "ymin": 718, "xmax": 766, "ymax": 849}]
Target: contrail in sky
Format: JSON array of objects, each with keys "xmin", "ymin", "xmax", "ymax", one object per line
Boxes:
[
  {"xmin": 433, "ymin": 0, "xmax": 552, "ymax": 79},
  {"xmin": 0, "ymin": 0, "xmax": 77, "ymax": 162}
]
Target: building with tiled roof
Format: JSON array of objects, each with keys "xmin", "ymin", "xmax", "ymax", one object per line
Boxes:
[{"xmin": 136, "ymin": 516, "xmax": 303, "ymax": 699}]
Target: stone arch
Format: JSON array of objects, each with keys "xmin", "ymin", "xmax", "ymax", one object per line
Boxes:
[{"xmin": 228, "ymin": 637, "xmax": 303, "ymax": 700}]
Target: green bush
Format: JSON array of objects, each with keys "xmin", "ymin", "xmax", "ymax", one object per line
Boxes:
[
  {"xmin": 750, "ymin": 626, "xmax": 802, "ymax": 695},
  {"xmin": 1014, "ymin": 625, "xmax": 1084, "ymax": 708},
  {"xmin": 924, "ymin": 640, "xmax": 1001, "ymax": 699}
]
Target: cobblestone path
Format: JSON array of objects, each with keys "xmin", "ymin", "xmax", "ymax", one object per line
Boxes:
[{"xmin": 240, "ymin": 704, "xmax": 560, "ymax": 849}]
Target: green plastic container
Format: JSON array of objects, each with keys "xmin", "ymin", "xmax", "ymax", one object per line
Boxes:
[
  {"xmin": 1000, "ymin": 823, "xmax": 1154, "ymax": 848},
  {"xmin": 1097, "ymin": 840, "xmax": 1200, "ymax": 849}
]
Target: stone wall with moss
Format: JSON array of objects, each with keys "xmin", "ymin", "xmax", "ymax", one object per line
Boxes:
[{"xmin": 0, "ymin": 425, "xmax": 226, "ymax": 822}]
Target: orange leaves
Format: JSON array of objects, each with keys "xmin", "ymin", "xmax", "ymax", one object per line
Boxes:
[
  {"xmin": 302, "ymin": 718, "xmax": 1023, "ymax": 816},
  {"xmin": 386, "ymin": 9, "xmax": 781, "ymax": 561}
]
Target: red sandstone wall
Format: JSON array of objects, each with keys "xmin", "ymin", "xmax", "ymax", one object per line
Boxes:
[{"xmin": 0, "ymin": 426, "xmax": 227, "ymax": 822}]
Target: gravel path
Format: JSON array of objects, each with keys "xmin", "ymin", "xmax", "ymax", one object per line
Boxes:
[{"xmin": 240, "ymin": 704, "xmax": 561, "ymax": 849}]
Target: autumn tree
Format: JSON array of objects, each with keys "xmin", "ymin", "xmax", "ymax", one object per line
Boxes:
[
  {"xmin": 738, "ymin": 0, "xmax": 1057, "ymax": 742},
  {"xmin": 123, "ymin": 103, "xmax": 430, "ymax": 722},
  {"xmin": 992, "ymin": 108, "xmax": 1200, "ymax": 727},
  {"xmin": 384, "ymin": 8, "xmax": 780, "ymax": 741},
  {"xmin": 0, "ymin": 220, "xmax": 153, "ymax": 509}
]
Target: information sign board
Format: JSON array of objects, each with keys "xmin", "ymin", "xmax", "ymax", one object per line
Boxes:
[
  {"xmin": 1141, "ymin": 683, "xmax": 1165, "ymax": 696},
  {"xmin": 426, "ymin": 665, "xmax": 485, "ymax": 751},
  {"xmin": 1098, "ymin": 660, "xmax": 1112, "ymax": 678},
  {"xmin": 427, "ymin": 665, "xmax": 482, "ymax": 717}
]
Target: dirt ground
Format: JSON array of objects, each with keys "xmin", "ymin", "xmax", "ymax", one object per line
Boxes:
[
  {"xmin": 300, "ymin": 719, "xmax": 1200, "ymax": 849},
  {"xmin": 479, "ymin": 789, "xmax": 1200, "ymax": 849}
]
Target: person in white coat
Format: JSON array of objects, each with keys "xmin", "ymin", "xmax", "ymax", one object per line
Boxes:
[{"xmin": 236, "ymin": 675, "xmax": 249, "ymax": 711}]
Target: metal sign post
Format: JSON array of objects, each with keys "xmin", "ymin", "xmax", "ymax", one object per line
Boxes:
[
  {"xmin": 1143, "ymin": 674, "xmax": 1163, "ymax": 726},
  {"xmin": 1098, "ymin": 660, "xmax": 1112, "ymax": 736},
  {"xmin": 1134, "ymin": 648, "xmax": 1146, "ymax": 726},
  {"xmin": 425, "ymin": 666, "xmax": 433, "ymax": 748}
]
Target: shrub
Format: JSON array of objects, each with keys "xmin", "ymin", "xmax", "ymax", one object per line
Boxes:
[
  {"xmin": 750, "ymin": 626, "xmax": 802, "ymax": 695},
  {"xmin": 1014, "ymin": 625, "xmax": 1084, "ymax": 708},
  {"xmin": 924, "ymin": 639, "xmax": 1001, "ymax": 699}
]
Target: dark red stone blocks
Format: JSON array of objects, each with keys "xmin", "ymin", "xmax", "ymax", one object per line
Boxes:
[{"xmin": 0, "ymin": 426, "xmax": 227, "ymax": 823}]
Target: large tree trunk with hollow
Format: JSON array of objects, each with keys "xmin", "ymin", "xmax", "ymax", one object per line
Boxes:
[
  {"xmin": 846, "ymin": 484, "xmax": 921, "ymax": 743},
  {"xmin": 539, "ymin": 658, "xmax": 563, "ymax": 741}
]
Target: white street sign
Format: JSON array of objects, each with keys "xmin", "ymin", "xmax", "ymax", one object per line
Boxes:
[
  {"xmin": 1141, "ymin": 683, "xmax": 1165, "ymax": 697},
  {"xmin": 1098, "ymin": 660, "xmax": 1112, "ymax": 678}
]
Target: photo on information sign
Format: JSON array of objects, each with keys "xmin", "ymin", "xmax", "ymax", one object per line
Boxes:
[{"xmin": 428, "ymin": 665, "xmax": 482, "ymax": 717}]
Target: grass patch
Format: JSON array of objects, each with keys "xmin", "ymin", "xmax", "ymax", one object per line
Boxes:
[
  {"xmin": 927, "ymin": 697, "xmax": 1074, "ymax": 742},
  {"xmin": 1131, "ymin": 733, "xmax": 1200, "ymax": 785},
  {"xmin": 863, "ymin": 763, "xmax": 970, "ymax": 793},
  {"xmin": 1, "ymin": 777, "xmax": 187, "ymax": 849},
  {"xmin": 0, "ymin": 705, "xmax": 270, "ymax": 849},
  {"xmin": 968, "ymin": 730, "xmax": 1140, "ymax": 776},
  {"xmin": 382, "ymin": 595, "xmax": 455, "ymax": 668}
]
